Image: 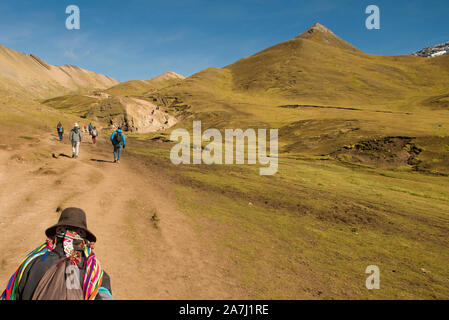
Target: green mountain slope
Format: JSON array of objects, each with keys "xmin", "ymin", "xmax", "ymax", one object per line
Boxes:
[
  {"xmin": 163, "ymin": 23, "xmax": 449, "ymax": 111},
  {"xmin": 105, "ymin": 72, "xmax": 185, "ymax": 96}
]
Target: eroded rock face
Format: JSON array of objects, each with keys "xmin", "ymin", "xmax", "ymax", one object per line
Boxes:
[
  {"xmin": 116, "ymin": 97, "xmax": 177, "ymax": 133},
  {"xmin": 43, "ymin": 91, "xmax": 179, "ymax": 134}
]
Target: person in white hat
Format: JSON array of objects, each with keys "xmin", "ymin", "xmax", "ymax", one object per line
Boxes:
[{"xmin": 69, "ymin": 123, "xmax": 82, "ymax": 159}]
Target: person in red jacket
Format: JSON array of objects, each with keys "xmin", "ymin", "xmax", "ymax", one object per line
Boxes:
[{"xmin": 91, "ymin": 126, "xmax": 98, "ymax": 144}]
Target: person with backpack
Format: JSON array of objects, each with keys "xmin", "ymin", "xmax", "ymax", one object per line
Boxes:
[
  {"xmin": 1, "ymin": 207, "xmax": 113, "ymax": 300},
  {"xmin": 57, "ymin": 122, "xmax": 64, "ymax": 141},
  {"xmin": 91, "ymin": 126, "xmax": 98, "ymax": 144},
  {"xmin": 69, "ymin": 123, "xmax": 82, "ymax": 159},
  {"xmin": 110, "ymin": 127, "xmax": 126, "ymax": 163},
  {"xmin": 88, "ymin": 123, "xmax": 93, "ymax": 136}
]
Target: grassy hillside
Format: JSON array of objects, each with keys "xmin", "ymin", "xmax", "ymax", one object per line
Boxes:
[
  {"xmin": 126, "ymin": 133, "xmax": 449, "ymax": 299},
  {"xmin": 105, "ymin": 80, "xmax": 156, "ymax": 97},
  {"xmin": 41, "ymin": 94, "xmax": 125, "ymax": 123},
  {"xmin": 105, "ymin": 72, "xmax": 186, "ymax": 97},
  {"xmin": 121, "ymin": 23, "xmax": 449, "ymax": 299},
  {"xmin": 161, "ymin": 26, "xmax": 449, "ymax": 113},
  {"xmin": 155, "ymin": 23, "xmax": 449, "ymax": 171}
]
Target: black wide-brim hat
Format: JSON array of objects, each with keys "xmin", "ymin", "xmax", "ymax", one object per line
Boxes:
[{"xmin": 45, "ymin": 207, "xmax": 97, "ymax": 242}]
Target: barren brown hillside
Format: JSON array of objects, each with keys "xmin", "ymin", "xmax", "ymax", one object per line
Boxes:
[{"xmin": 0, "ymin": 44, "xmax": 119, "ymax": 99}]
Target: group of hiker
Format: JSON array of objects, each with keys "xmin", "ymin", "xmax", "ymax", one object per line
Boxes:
[
  {"xmin": 57, "ymin": 122, "xmax": 98, "ymax": 144},
  {"xmin": 56, "ymin": 122, "xmax": 125, "ymax": 162}
]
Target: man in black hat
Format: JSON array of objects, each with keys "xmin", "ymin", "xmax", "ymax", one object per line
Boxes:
[{"xmin": 2, "ymin": 208, "xmax": 113, "ymax": 300}]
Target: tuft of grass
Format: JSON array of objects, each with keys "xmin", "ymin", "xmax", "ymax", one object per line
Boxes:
[{"xmin": 150, "ymin": 209, "xmax": 160, "ymax": 229}]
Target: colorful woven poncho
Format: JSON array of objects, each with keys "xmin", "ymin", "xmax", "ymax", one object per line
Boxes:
[{"xmin": 1, "ymin": 232, "xmax": 104, "ymax": 300}]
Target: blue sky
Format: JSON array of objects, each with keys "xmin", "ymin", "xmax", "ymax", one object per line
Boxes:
[{"xmin": 0, "ymin": 0, "xmax": 447, "ymax": 82}]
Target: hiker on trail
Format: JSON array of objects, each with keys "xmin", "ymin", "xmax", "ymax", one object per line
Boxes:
[
  {"xmin": 1, "ymin": 207, "xmax": 113, "ymax": 300},
  {"xmin": 110, "ymin": 127, "xmax": 126, "ymax": 163},
  {"xmin": 88, "ymin": 123, "xmax": 93, "ymax": 136},
  {"xmin": 91, "ymin": 126, "xmax": 98, "ymax": 144},
  {"xmin": 57, "ymin": 122, "xmax": 64, "ymax": 141},
  {"xmin": 69, "ymin": 123, "xmax": 82, "ymax": 159}
]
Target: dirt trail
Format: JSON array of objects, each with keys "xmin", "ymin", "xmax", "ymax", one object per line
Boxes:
[{"xmin": 0, "ymin": 133, "xmax": 243, "ymax": 299}]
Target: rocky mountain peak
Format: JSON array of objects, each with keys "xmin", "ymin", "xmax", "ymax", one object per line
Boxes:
[
  {"xmin": 412, "ymin": 42, "xmax": 449, "ymax": 58},
  {"xmin": 296, "ymin": 22, "xmax": 335, "ymax": 38}
]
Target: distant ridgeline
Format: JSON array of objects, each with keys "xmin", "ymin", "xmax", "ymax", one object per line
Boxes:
[{"xmin": 412, "ymin": 42, "xmax": 449, "ymax": 58}]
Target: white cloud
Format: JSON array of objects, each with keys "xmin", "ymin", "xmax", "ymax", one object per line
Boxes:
[{"xmin": 63, "ymin": 49, "xmax": 78, "ymax": 60}]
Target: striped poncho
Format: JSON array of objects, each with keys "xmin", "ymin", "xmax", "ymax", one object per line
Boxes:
[{"xmin": 1, "ymin": 239, "xmax": 104, "ymax": 300}]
